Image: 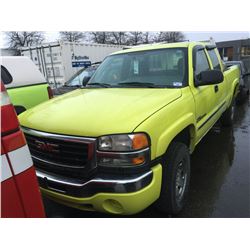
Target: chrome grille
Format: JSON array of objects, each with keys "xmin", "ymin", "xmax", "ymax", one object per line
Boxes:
[{"xmin": 22, "ymin": 127, "xmax": 96, "ymax": 178}]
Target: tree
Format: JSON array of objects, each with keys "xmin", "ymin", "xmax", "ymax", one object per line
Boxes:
[
  {"xmin": 141, "ymin": 32, "xmax": 155, "ymax": 44},
  {"xmin": 125, "ymin": 32, "xmax": 155, "ymax": 45},
  {"xmin": 88, "ymin": 31, "xmax": 185, "ymax": 45},
  {"xmin": 59, "ymin": 31, "xmax": 86, "ymax": 42},
  {"xmin": 90, "ymin": 32, "xmax": 112, "ymax": 44},
  {"xmin": 5, "ymin": 31, "xmax": 45, "ymax": 49},
  {"xmin": 155, "ymin": 32, "xmax": 185, "ymax": 43},
  {"xmin": 126, "ymin": 32, "xmax": 144, "ymax": 45},
  {"xmin": 109, "ymin": 32, "xmax": 127, "ymax": 45}
]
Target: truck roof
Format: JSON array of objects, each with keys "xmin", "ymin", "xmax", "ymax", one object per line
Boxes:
[
  {"xmin": 0, "ymin": 56, "xmax": 46, "ymax": 88},
  {"xmin": 111, "ymin": 41, "xmax": 206, "ymax": 55}
]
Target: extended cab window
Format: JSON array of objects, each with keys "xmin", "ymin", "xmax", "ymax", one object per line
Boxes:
[
  {"xmin": 208, "ymin": 49, "xmax": 221, "ymax": 70},
  {"xmin": 89, "ymin": 48, "xmax": 188, "ymax": 88},
  {"xmin": 195, "ymin": 49, "xmax": 210, "ymax": 76}
]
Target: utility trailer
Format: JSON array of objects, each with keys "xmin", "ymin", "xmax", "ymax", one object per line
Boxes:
[{"xmin": 20, "ymin": 41, "xmax": 124, "ymax": 87}]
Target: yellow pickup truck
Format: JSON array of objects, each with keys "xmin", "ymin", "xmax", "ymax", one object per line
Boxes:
[{"xmin": 19, "ymin": 42, "xmax": 240, "ymax": 215}]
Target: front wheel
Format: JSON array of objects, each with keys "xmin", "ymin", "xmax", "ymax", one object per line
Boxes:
[{"xmin": 156, "ymin": 142, "xmax": 190, "ymax": 215}]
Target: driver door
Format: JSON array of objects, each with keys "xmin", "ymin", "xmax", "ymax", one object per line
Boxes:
[{"xmin": 190, "ymin": 46, "xmax": 218, "ymax": 143}]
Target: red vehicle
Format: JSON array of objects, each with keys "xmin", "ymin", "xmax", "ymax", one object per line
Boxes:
[{"xmin": 1, "ymin": 65, "xmax": 45, "ymax": 218}]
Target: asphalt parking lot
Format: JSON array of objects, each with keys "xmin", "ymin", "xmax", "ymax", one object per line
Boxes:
[{"xmin": 43, "ymin": 99, "xmax": 250, "ymax": 218}]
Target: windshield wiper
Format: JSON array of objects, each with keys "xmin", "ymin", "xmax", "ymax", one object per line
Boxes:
[
  {"xmin": 65, "ymin": 84, "xmax": 80, "ymax": 87},
  {"xmin": 86, "ymin": 82, "xmax": 111, "ymax": 88},
  {"xmin": 116, "ymin": 82, "xmax": 156, "ymax": 88}
]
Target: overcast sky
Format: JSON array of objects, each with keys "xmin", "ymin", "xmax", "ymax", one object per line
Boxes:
[{"xmin": 1, "ymin": 31, "xmax": 249, "ymax": 48}]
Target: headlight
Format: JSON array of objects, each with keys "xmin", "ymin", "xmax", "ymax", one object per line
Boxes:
[
  {"xmin": 98, "ymin": 133, "xmax": 149, "ymax": 151},
  {"xmin": 97, "ymin": 133, "xmax": 150, "ymax": 168}
]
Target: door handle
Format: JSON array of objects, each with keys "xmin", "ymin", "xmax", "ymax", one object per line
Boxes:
[{"xmin": 214, "ymin": 85, "xmax": 219, "ymax": 93}]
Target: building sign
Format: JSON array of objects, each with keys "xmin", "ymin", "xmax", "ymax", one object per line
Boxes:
[
  {"xmin": 72, "ymin": 61, "xmax": 91, "ymax": 67},
  {"xmin": 71, "ymin": 53, "xmax": 91, "ymax": 68}
]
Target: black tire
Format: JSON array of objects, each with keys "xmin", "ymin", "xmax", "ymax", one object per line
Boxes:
[
  {"xmin": 235, "ymin": 90, "xmax": 247, "ymax": 105},
  {"xmin": 220, "ymin": 101, "xmax": 234, "ymax": 127},
  {"xmin": 156, "ymin": 142, "xmax": 190, "ymax": 215}
]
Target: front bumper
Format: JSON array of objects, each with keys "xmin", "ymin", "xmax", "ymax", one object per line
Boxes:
[
  {"xmin": 40, "ymin": 164, "xmax": 162, "ymax": 215},
  {"xmin": 37, "ymin": 167, "xmax": 153, "ymax": 197}
]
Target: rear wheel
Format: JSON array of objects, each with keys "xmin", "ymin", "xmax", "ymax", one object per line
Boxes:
[
  {"xmin": 235, "ymin": 88, "xmax": 248, "ymax": 105},
  {"xmin": 221, "ymin": 100, "xmax": 235, "ymax": 127},
  {"xmin": 156, "ymin": 142, "xmax": 190, "ymax": 214}
]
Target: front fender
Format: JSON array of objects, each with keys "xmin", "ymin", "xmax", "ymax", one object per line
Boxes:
[
  {"xmin": 156, "ymin": 113, "xmax": 196, "ymax": 157},
  {"xmin": 133, "ymin": 87, "xmax": 197, "ymax": 159}
]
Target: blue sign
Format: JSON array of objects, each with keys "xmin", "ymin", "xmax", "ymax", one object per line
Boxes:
[{"xmin": 72, "ymin": 61, "xmax": 91, "ymax": 68}]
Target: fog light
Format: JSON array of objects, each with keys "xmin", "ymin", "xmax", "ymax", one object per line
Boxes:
[{"xmin": 103, "ymin": 199, "xmax": 124, "ymax": 214}]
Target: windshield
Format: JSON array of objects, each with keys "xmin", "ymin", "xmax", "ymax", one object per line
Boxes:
[
  {"xmin": 89, "ymin": 48, "xmax": 188, "ymax": 88},
  {"xmin": 67, "ymin": 67, "xmax": 96, "ymax": 86}
]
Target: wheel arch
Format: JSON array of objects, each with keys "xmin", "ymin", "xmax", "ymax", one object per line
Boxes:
[{"xmin": 156, "ymin": 116, "xmax": 196, "ymax": 158}]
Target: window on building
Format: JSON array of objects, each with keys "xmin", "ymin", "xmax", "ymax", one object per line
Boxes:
[
  {"xmin": 241, "ymin": 46, "xmax": 250, "ymax": 57},
  {"xmin": 217, "ymin": 47, "xmax": 233, "ymax": 61},
  {"xmin": 207, "ymin": 49, "xmax": 221, "ymax": 71},
  {"xmin": 225, "ymin": 47, "xmax": 234, "ymax": 61}
]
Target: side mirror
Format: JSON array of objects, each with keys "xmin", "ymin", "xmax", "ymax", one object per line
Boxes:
[
  {"xmin": 195, "ymin": 69, "xmax": 224, "ymax": 86},
  {"xmin": 82, "ymin": 76, "xmax": 91, "ymax": 86}
]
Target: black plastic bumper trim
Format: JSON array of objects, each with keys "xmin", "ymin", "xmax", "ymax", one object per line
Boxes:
[{"xmin": 37, "ymin": 168, "xmax": 153, "ymax": 198}]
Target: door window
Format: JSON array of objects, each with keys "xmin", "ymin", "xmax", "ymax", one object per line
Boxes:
[{"xmin": 195, "ymin": 49, "xmax": 210, "ymax": 76}]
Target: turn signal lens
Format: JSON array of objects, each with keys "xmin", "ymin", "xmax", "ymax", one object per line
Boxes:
[{"xmin": 132, "ymin": 133, "xmax": 149, "ymax": 150}]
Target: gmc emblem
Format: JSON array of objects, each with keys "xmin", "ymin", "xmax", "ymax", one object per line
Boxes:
[{"xmin": 34, "ymin": 140, "xmax": 59, "ymax": 153}]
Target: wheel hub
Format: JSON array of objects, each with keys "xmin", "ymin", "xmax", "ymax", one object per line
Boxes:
[{"xmin": 175, "ymin": 161, "xmax": 187, "ymax": 202}]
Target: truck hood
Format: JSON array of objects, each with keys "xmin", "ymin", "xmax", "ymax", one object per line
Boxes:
[{"xmin": 19, "ymin": 88, "xmax": 182, "ymax": 137}]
